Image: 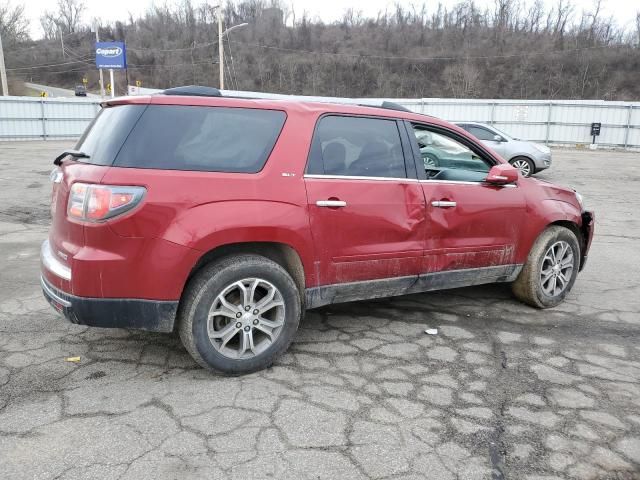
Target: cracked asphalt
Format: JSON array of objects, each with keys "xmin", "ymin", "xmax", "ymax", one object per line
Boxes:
[{"xmin": 1, "ymin": 141, "xmax": 639, "ymax": 480}]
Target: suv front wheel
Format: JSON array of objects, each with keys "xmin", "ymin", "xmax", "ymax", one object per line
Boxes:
[
  {"xmin": 510, "ymin": 156, "xmax": 534, "ymax": 177},
  {"xmin": 179, "ymin": 255, "xmax": 302, "ymax": 374},
  {"xmin": 512, "ymin": 226, "xmax": 580, "ymax": 308}
]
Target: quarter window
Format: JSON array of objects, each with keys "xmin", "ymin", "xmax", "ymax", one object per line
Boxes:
[
  {"xmin": 307, "ymin": 116, "xmax": 407, "ymax": 178},
  {"xmin": 114, "ymin": 105, "xmax": 286, "ymax": 173}
]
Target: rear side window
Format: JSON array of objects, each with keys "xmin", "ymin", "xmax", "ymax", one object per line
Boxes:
[
  {"xmin": 307, "ymin": 115, "xmax": 407, "ymax": 178},
  {"xmin": 114, "ymin": 105, "xmax": 286, "ymax": 173},
  {"xmin": 75, "ymin": 105, "xmax": 146, "ymax": 166}
]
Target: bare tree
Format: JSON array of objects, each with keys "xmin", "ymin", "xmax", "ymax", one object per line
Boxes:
[
  {"xmin": 39, "ymin": 13, "xmax": 59, "ymax": 40},
  {"xmin": 59, "ymin": 0, "xmax": 85, "ymax": 33},
  {"xmin": 0, "ymin": 1, "xmax": 29, "ymax": 43}
]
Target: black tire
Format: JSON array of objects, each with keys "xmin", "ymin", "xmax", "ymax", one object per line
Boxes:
[
  {"xmin": 179, "ymin": 254, "xmax": 302, "ymax": 374},
  {"xmin": 510, "ymin": 156, "xmax": 534, "ymax": 177},
  {"xmin": 512, "ymin": 226, "xmax": 580, "ymax": 308}
]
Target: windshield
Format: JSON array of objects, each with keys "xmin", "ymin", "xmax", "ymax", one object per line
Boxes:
[{"xmin": 489, "ymin": 125, "xmax": 515, "ymax": 141}]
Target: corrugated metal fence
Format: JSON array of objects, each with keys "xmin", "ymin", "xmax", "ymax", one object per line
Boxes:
[
  {"xmin": 1, "ymin": 94, "xmax": 639, "ymax": 149},
  {"xmin": 0, "ymin": 96, "xmax": 100, "ymax": 141},
  {"xmin": 399, "ymin": 99, "xmax": 640, "ymax": 149}
]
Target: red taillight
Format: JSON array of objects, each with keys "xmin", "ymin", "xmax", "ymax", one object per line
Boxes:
[{"xmin": 68, "ymin": 183, "xmax": 146, "ymax": 222}]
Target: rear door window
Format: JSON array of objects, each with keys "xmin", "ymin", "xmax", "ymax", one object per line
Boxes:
[
  {"xmin": 307, "ymin": 115, "xmax": 407, "ymax": 178},
  {"xmin": 114, "ymin": 105, "xmax": 286, "ymax": 173}
]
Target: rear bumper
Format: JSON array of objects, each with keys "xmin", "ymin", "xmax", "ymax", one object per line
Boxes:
[
  {"xmin": 41, "ymin": 276, "xmax": 178, "ymax": 332},
  {"xmin": 580, "ymin": 210, "xmax": 595, "ymax": 271}
]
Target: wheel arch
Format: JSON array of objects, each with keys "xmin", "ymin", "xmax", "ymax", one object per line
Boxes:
[
  {"xmin": 548, "ymin": 219, "xmax": 587, "ymax": 270},
  {"xmin": 185, "ymin": 241, "xmax": 306, "ymax": 301},
  {"xmin": 509, "ymin": 155, "xmax": 534, "ymax": 166}
]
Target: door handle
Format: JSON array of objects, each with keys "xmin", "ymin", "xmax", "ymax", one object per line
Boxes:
[
  {"xmin": 431, "ymin": 200, "xmax": 457, "ymax": 208},
  {"xmin": 316, "ymin": 200, "xmax": 347, "ymax": 208}
]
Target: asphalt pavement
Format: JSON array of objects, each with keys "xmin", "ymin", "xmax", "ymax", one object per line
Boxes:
[{"xmin": 0, "ymin": 142, "xmax": 639, "ymax": 479}]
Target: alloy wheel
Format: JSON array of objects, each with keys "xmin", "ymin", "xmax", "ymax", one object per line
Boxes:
[
  {"xmin": 424, "ymin": 155, "xmax": 438, "ymax": 168},
  {"xmin": 512, "ymin": 159, "xmax": 532, "ymax": 177},
  {"xmin": 539, "ymin": 241, "xmax": 574, "ymax": 297},
  {"xmin": 207, "ymin": 278, "xmax": 285, "ymax": 359}
]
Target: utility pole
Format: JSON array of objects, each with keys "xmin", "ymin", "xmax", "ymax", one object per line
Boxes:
[
  {"xmin": 0, "ymin": 31, "xmax": 8, "ymax": 96},
  {"xmin": 94, "ymin": 22, "xmax": 105, "ymax": 98},
  {"xmin": 218, "ymin": 9, "xmax": 224, "ymax": 90}
]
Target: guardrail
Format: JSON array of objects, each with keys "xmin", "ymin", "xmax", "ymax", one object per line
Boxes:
[{"xmin": 1, "ymin": 94, "xmax": 638, "ymax": 149}]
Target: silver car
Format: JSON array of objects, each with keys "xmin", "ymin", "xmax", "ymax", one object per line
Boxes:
[{"xmin": 455, "ymin": 122, "xmax": 551, "ymax": 177}]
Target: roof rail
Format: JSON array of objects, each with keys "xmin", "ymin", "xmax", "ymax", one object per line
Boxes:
[
  {"xmin": 379, "ymin": 101, "xmax": 412, "ymax": 113},
  {"xmin": 162, "ymin": 85, "xmax": 222, "ymax": 97},
  {"xmin": 356, "ymin": 101, "xmax": 413, "ymax": 113}
]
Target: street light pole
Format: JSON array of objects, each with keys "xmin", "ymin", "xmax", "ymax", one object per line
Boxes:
[
  {"xmin": 216, "ymin": 20, "xmax": 248, "ymax": 91},
  {"xmin": 0, "ymin": 31, "xmax": 8, "ymax": 96},
  {"xmin": 94, "ymin": 23, "xmax": 105, "ymax": 98},
  {"xmin": 218, "ymin": 11, "xmax": 224, "ymax": 90}
]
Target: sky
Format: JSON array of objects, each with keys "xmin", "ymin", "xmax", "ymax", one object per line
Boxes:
[{"xmin": 21, "ymin": 0, "xmax": 640, "ymax": 40}]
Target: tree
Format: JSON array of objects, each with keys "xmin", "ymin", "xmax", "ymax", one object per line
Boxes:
[
  {"xmin": 0, "ymin": 1, "xmax": 29, "ymax": 44},
  {"xmin": 56, "ymin": 0, "xmax": 85, "ymax": 33},
  {"xmin": 41, "ymin": 0, "xmax": 85, "ymax": 38}
]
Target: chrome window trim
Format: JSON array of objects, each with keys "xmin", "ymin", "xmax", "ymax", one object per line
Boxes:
[
  {"xmin": 41, "ymin": 239, "xmax": 72, "ymax": 281},
  {"xmin": 304, "ymin": 174, "xmax": 417, "ymax": 183},
  {"xmin": 303, "ymin": 174, "xmax": 517, "ymax": 187},
  {"xmin": 420, "ymin": 179, "xmax": 517, "ymax": 188}
]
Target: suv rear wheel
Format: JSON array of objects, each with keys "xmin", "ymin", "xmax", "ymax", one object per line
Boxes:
[
  {"xmin": 179, "ymin": 255, "xmax": 302, "ymax": 374},
  {"xmin": 512, "ymin": 226, "xmax": 580, "ymax": 308}
]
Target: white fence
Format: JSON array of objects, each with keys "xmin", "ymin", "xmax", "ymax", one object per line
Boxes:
[
  {"xmin": 400, "ymin": 98, "xmax": 640, "ymax": 149},
  {"xmin": 1, "ymin": 93, "xmax": 639, "ymax": 149},
  {"xmin": 0, "ymin": 96, "xmax": 100, "ymax": 141}
]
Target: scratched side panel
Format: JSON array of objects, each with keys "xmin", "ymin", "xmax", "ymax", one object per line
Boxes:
[
  {"xmin": 304, "ymin": 178, "xmax": 427, "ymax": 285},
  {"xmin": 421, "ymin": 182, "xmax": 527, "ymax": 271}
]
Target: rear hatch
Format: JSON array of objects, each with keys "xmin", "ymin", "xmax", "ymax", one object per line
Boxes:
[{"xmin": 47, "ymin": 104, "xmax": 147, "ymax": 291}]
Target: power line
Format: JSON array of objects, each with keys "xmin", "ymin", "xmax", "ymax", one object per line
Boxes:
[
  {"xmin": 128, "ymin": 60, "xmax": 213, "ymax": 68},
  {"xmin": 225, "ymin": 37, "xmax": 240, "ymax": 90},
  {"xmin": 6, "ymin": 57, "xmax": 94, "ymax": 72},
  {"xmin": 127, "ymin": 41, "xmax": 218, "ymax": 53}
]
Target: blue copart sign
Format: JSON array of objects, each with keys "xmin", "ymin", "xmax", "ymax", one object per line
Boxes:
[{"xmin": 95, "ymin": 42, "xmax": 127, "ymax": 69}]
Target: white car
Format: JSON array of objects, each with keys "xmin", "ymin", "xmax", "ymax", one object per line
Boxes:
[{"xmin": 455, "ymin": 122, "xmax": 551, "ymax": 177}]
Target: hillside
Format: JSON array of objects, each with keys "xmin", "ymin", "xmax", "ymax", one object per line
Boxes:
[{"xmin": 3, "ymin": 0, "xmax": 640, "ymax": 100}]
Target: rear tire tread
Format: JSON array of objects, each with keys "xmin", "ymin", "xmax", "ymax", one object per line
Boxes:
[{"xmin": 178, "ymin": 254, "xmax": 301, "ymax": 374}]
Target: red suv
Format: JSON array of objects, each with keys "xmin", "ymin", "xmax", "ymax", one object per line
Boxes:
[{"xmin": 41, "ymin": 86, "xmax": 594, "ymax": 373}]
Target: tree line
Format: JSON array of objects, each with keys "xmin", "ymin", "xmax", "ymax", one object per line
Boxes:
[{"xmin": 2, "ymin": 0, "xmax": 640, "ymax": 100}]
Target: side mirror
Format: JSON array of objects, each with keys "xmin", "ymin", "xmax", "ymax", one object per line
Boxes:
[
  {"xmin": 493, "ymin": 134, "xmax": 504, "ymax": 142},
  {"xmin": 485, "ymin": 164, "xmax": 519, "ymax": 185}
]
